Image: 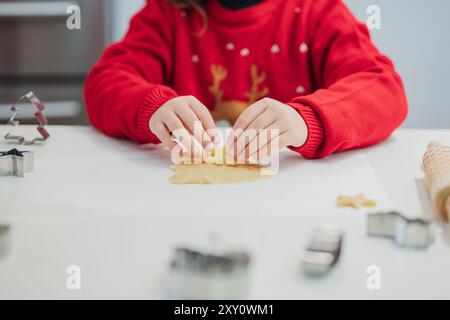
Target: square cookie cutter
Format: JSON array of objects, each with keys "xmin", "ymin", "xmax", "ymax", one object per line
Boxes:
[{"xmin": 302, "ymin": 225, "xmax": 344, "ymax": 277}]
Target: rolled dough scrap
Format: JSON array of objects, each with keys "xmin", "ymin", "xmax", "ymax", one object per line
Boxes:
[{"xmin": 170, "ymin": 147, "xmax": 271, "ymax": 185}]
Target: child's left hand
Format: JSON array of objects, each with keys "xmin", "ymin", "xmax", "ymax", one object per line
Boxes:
[{"xmin": 227, "ymin": 98, "xmax": 308, "ymax": 161}]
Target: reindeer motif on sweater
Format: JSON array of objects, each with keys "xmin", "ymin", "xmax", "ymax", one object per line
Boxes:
[{"xmin": 208, "ymin": 64, "xmax": 269, "ymax": 125}]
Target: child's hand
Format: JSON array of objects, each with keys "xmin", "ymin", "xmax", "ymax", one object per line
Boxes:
[
  {"xmin": 228, "ymin": 98, "xmax": 308, "ymax": 161},
  {"xmin": 149, "ymin": 96, "xmax": 218, "ymax": 152}
]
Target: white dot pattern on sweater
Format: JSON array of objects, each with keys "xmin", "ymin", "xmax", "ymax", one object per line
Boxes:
[
  {"xmin": 226, "ymin": 42, "xmax": 235, "ymax": 50},
  {"xmin": 296, "ymin": 85, "xmax": 306, "ymax": 94},
  {"xmin": 299, "ymin": 43, "xmax": 308, "ymax": 53},
  {"xmin": 271, "ymin": 44, "xmax": 280, "ymax": 54},
  {"xmin": 240, "ymin": 48, "xmax": 250, "ymax": 56}
]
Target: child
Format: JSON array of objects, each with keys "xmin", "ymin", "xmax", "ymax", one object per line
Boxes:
[{"xmin": 84, "ymin": 0, "xmax": 408, "ymax": 160}]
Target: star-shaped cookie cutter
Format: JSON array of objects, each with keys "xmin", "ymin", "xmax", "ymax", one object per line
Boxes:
[
  {"xmin": 0, "ymin": 148, "xmax": 34, "ymax": 177},
  {"xmin": 4, "ymin": 92, "xmax": 50, "ymax": 145}
]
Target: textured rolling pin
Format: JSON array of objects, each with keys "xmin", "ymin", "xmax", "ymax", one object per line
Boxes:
[{"xmin": 423, "ymin": 141, "xmax": 450, "ymax": 221}]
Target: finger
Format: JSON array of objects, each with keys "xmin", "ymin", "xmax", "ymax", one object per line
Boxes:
[
  {"xmin": 153, "ymin": 122, "xmax": 176, "ymax": 150},
  {"xmin": 247, "ymin": 134, "xmax": 284, "ymax": 162},
  {"xmin": 228, "ymin": 100, "xmax": 267, "ymax": 146},
  {"xmin": 234, "ymin": 127, "xmax": 258, "ymax": 162},
  {"xmin": 235, "ymin": 110, "xmax": 276, "ymax": 158},
  {"xmin": 236, "ymin": 118, "xmax": 283, "ymax": 160},
  {"xmin": 247, "ymin": 109, "xmax": 277, "ymax": 131},
  {"xmin": 187, "ymin": 97, "xmax": 219, "ymax": 146},
  {"xmin": 163, "ymin": 113, "xmax": 195, "ymax": 154},
  {"xmin": 174, "ymin": 105, "xmax": 213, "ymax": 151},
  {"xmin": 155, "ymin": 125, "xmax": 185, "ymax": 164},
  {"xmin": 244, "ymin": 122, "xmax": 286, "ymax": 161},
  {"xmin": 252, "ymin": 133, "xmax": 288, "ymax": 162},
  {"xmin": 233, "ymin": 100, "xmax": 268, "ymax": 131},
  {"xmin": 251, "ymin": 131, "xmax": 289, "ymax": 162}
]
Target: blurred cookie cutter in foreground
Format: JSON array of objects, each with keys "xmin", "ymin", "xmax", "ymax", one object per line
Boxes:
[
  {"xmin": 367, "ymin": 211, "xmax": 434, "ymax": 249},
  {"xmin": 4, "ymin": 92, "xmax": 50, "ymax": 145},
  {"xmin": 302, "ymin": 225, "xmax": 344, "ymax": 277},
  {"xmin": 169, "ymin": 247, "xmax": 251, "ymax": 299},
  {"xmin": 0, "ymin": 225, "xmax": 11, "ymax": 258},
  {"xmin": 0, "ymin": 148, "xmax": 34, "ymax": 177}
]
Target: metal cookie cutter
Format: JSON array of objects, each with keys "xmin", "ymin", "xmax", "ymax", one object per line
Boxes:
[
  {"xmin": 0, "ymin": 225, "xmax": 11, "ymax": 258},
  {"xmin": 4, "ymin": 92, "xmax": 50, "ymax": 145},
  {"xmin": 169, "ymin": 247, "xmax": 251, "ymax": 299},
  {"xmin": 302, "ymin": 225, "xmax": 344, "ymax": 276},
  {"xmin": 368, "ymin": 211, "xmax": 434, "ymax": 249},
  {"xmin": 0, "ymin": 148, "xmax": 34, "ymax": 177}
]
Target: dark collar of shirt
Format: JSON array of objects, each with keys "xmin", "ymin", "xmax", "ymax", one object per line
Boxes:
[{"xmin": 218, "ymin": 0, "xmax": 263, "ymax": 10}]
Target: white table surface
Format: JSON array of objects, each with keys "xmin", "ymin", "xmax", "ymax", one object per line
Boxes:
[{"xmin": 0, "ymin": 125, "xmax": 449, "ymax": 300}]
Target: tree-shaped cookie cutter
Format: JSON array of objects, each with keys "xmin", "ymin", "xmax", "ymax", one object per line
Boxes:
[{"xmin": 4, "ymin": 92, "xmax": 50, "ymax": 145}]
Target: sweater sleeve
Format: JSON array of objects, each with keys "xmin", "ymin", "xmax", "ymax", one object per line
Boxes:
[
  {"xmin": 84, "ymin": 0, "xmax": 178, "ymax": 144},
  {"xmin": 288, "ymin": 0, "xmax": 408, "ymax": 159}
]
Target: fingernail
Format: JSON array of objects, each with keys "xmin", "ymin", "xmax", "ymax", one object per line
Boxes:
[{"xmin": 211, "ymin": 135, "xmax": 221, "ymax": 145}]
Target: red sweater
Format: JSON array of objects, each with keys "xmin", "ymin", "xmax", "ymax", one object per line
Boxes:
[{"xmin": 84, "ymin": 0, "xmax": 408, "ymax": 159}]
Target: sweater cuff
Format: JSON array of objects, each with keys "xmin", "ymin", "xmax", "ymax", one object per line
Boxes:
[
  {"xmin": 136, "ymin": 87, "xmax": 178, "ymax": 143},
  {"xmin": 287, "ymin": 103, "xmax": 325, "ymax": 159}
]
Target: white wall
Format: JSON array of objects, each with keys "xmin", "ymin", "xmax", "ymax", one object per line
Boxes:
[
  {"xmin": 111, "ymin": 0, "xmax": 145, "ymax": 42},
  {"xmin": 345, "ymin": 0, "xmax": 450, "ymax": 128},
  {"xmin": 111, "ymin": 0, "xmax": 450, "ymax": 129}
]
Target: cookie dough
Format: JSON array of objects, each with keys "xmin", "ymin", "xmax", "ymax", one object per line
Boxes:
[{"xmin": 170, "ymin": 147, "xmax": 272, "ymax": 185}]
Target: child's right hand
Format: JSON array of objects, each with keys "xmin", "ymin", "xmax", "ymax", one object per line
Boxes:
[{"xmin": 149, "ymin": 96, "xmax": 218, "ymax": 152}]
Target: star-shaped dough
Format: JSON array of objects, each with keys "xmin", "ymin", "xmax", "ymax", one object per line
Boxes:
[{"xmin": 337, "ymin": 193, "xmax": 377, "ymax": 209}]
